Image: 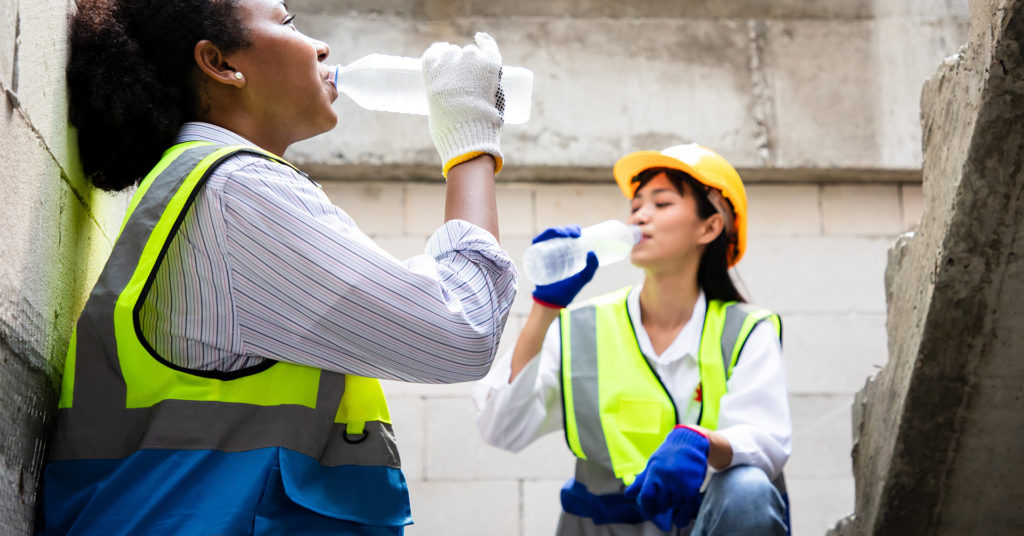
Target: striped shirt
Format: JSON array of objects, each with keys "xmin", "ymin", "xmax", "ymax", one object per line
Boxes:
[{"xmin": 138, "ymin": 122, "xmax": 518, "ymax": 382}]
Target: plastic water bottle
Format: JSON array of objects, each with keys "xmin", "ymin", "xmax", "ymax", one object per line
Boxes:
[
  {"xmin": 522, "ymin": 220, "xmax": 642, "ymax": 285},
  {"xmin": 331, "ymin": 54, "xmax": 533, "ymax": 124}
]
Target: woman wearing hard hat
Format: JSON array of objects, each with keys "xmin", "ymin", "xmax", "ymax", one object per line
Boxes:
[{"xmin": 474, "ymin": 144, "xmax": 791, "ymax": 535}]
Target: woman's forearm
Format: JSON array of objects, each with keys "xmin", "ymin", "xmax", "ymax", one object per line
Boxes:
[
  {"xmin": 444, "ymin": 155, "xmax": 499, "ymax": 239},
  {"xmin": 509, "ymin": 303, "xmax": 561, "ymax": 382}
]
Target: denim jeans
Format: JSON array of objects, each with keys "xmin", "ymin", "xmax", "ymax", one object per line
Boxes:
[
  {"xmin": 555, "ymin": 465, "xmax": 789, "ymax": 535},
  {"xmin": 690, "ymin": 465, "xmax": 789, "ymax": 535}
]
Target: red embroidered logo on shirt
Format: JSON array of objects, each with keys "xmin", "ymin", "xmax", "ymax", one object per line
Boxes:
[{"xmin": 693, "ymin": 383, "xmax": 702, "ymax": 403}]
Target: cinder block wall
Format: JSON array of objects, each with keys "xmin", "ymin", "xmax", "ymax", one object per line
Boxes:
[
  {"xmin": 0, "ymin": 0, "xmax": 131, "ymax": 532},
  {"xmin": 321, "ymin": 180, "xmax": 923, "ymax": 535}
]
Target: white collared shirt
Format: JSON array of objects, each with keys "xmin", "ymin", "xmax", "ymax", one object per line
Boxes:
[{"xmin": 472, "ymin": 285, "xmax": 791, "ymax": 479}]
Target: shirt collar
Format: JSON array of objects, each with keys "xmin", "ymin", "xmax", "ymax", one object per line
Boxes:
[
  {"xmin": 175, "ymin": 122, "xmax": 258, "ymax": 147},
  {"xmin": 627, "ymin": 283, "xmax": 706, "ymax": 363}
]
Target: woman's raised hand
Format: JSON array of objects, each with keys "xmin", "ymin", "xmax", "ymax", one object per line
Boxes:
[{"xmin": 421, "ymin": 32, "xmax": 505, "ymax": 178}]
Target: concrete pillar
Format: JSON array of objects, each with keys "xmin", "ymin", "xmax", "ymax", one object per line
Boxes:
[
  {"xmin": 830, "ymin": 0, "xmax": 1024, "ymax": 533},
  {"xmin": 0, "ymin": 0, "xmax": 130, "ymax": 531}
]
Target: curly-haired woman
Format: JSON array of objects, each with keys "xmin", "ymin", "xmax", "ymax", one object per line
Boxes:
[{"xmin": 39, "ymin": 0, "xmax": 516, "ymax": 534}]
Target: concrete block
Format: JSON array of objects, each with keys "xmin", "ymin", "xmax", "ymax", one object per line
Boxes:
[
  {"xmin": 787, "ymin": 477, "xmax": 855, "ymax": 536},
  {"xmin": 746, "ymin": 184, "xmax": 822, "ymax": 236},
  {"xmin": 740, "ymin": 236, "xmax": 893, "ymax": 314},
  {"xmin": 405, "ymin": 480, "xmax": 520, "ymax": 536},
  {"xmin": 534, "ymin": 184, "xmax": 631, "ymax": 230},
  {"xmin": 297, "ymin": 0, "xmax": 877, "ymax": 20},
  {"xmin": 12, "ymin": 0, "xmax": 74, "ymax": 169},
  {"xmin": 496, "ymin": 184, "xmax": 536, "ymax": 238},
  {"xmin": 787, "ymin": 394, "xmax": 855, "ymax": 480},
  {"xmin": 389, "ymin": 397, "xmax": 426, "ymax": 482},
  {"xmin": 403, "ymin": 183, "xmax": 446, "ymax": 238},
  {"xmin": 287, "ymin": 16, "xmax": 762, "ymax": 174},
  {"xmin": 320, "ymin": 182, "xmax": 404, "ymax": 236},
  {"xmin": 783, "ymin": 313, "xmax": 888, "ymax": 394},
  {"xmin": 769, "ymin": 20, "xmax": 878, "ymax": 169},
  {"xmin": 425, "ymin": 398, "xmax": 576, "ymax": 480},
  {"xmin": 871, "ymin": 0, "xmax": 968, "ymax": 20},
  {"xmin": 872, "ymin": 19, "xmax": 969, "ymax": 167},
  {"xmin": 0, "ymin": 72, "xmax": 128, "ymax": 532},
  {"xmin": 523, "ymin": 479, "xmax": 568, "ymax": 536},
  {"xmin": 0, "ymin": 0, "xmax": 15, "ymax": 92},
  {"xmin": 0, "ymin": 104, "xmax": 119, "ymax": 335},
  {"xmin": 822, "ymin": 185, "xmax": 902, "ymax": 236},
  {"xmin": 901, "ymin": 184, "xmax": 924, "ymax": 231},
  {"xmin": 0, "ymin": 344, "xmax": 55, "ymax": 535}
]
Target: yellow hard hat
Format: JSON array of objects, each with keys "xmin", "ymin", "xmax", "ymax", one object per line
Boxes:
[{"xmin": 613, "ymin": 143, "xmax": 748, "ymax": 266}]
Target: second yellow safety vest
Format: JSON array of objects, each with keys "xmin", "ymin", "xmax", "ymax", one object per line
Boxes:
[{"xmin": 560, "ymin": 286, "xmax": 781, "ymax": 492}]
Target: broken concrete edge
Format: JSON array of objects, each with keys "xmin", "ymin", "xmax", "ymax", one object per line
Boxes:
[{"xmin": 830, "ymin": 1, "xmax": 1023, "ymax": 533}]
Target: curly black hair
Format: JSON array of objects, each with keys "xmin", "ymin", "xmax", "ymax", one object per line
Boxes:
[{"xmin": 68, "ymin": 0, "xmax": 251, "ymax": 191}]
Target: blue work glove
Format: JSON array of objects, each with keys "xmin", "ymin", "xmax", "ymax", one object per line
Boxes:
[
  {"xmin": 530, "ymin": 225, "xmax": 599, "ymax": 308},
  {"xmin": 624, "ymin": 425, "xmax": 710, "ymax": 530}
]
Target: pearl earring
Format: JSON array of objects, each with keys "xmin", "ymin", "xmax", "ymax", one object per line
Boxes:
[{"xmin": 234, "ymin": 72, "xmax": 244, "ymax": 80}]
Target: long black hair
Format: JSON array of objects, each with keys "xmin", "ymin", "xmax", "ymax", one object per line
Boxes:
[
  {"xmin": 68, "ymin": 0, "xmax": 251, "ymax": 191},
  {"xmin": 631, "ymin": 167, "xmax": 745, "ymax": 303}
]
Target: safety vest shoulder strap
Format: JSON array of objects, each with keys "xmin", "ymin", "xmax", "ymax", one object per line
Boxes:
[{"xmin": 697, "ymin": 300, "xmax": 781, "ymax": 430}]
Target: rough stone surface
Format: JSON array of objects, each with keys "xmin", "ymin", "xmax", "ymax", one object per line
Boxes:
[
  {"xmin": 829, "ymin": 0, "xmax": 1024, "ymax": 533},
  {"xmin": 0, "ymin": 1, "xmax": 129, "ymax": 531}
]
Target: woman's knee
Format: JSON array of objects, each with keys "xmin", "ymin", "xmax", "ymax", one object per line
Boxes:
[
  {"xmin": 709, "ymin": 465, "xmax": 776, "ymax": 501},
  {"xmin": 698, "ymin": 466, "xmax": 787, "ymax": 535}
]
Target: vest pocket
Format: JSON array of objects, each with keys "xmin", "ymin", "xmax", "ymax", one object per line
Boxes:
[
  {"xmin": 276, "ymin": 448, "xmax": 412, "ymax": 527},
  {"xmin": 616, "ymin": 398, "xmax": 664, "ymax": 435}
]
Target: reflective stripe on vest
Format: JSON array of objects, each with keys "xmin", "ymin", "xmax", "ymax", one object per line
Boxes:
[
  {"xmin": 50, "ymin": 143, "xmax": 394, "ymax": 466},
  {"xmin": 561, "ymin": 286, "xmax": 677, "ymax": 489},
  {"xmin": 560, "ymin": 286, "xmax": 781, "ymax": 491}
]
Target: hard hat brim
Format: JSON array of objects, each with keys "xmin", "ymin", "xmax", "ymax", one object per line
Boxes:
[{"xmin": 613, "ymin": 151, "xmax": 707, "ymax": 199}]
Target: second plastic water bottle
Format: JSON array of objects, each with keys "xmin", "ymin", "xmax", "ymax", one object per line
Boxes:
[
  {"xmin": 522, "ymin": 220, "xmax": 642, "ymax": 285},
  {"xmin": 332, "ymin": 54, "xmax": 533, "ymax": 124}
]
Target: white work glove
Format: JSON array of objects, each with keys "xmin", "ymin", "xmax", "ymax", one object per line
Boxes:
[{"xmin": 421, "ymin": 32, "xmax": 505, "ymax": 178}]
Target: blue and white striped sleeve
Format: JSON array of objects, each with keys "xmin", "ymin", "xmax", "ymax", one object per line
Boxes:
[{"xmin": 219, "ymin": 158, "xmax": 518, "ymax": 383}]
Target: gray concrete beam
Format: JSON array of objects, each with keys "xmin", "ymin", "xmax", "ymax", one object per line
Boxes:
[
  {"xmin": 290, "ymin": 0, "xmax": 968, "ymax": 21},
  {"xmin": 285, "ymin": 5, "xmax": 967, "ymax": 182},
  {"xmin": 830, "ymin": 0, "xmax": 1024, "ymax": 533}
]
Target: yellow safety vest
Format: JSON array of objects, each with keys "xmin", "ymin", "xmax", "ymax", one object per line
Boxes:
[
  {"xmin": 52, "ymin": 141, "xmax": 392, "ymax": 463},
  {"xmin": 560, "ymin": 286, "xmax": 781, "ymax": 492}
]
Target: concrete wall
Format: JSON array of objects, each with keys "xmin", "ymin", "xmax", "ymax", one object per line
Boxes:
[
  {"xmin": 0, "ymin": 0, "xmax": 131, "ymax": 532},
  {"xmin": 830, "ymin": 0, "xmax": 1024, "ymax": 533},
  {"xmin": 288, "ymin": 0, "xmax": 967, "ymax": 182}
]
